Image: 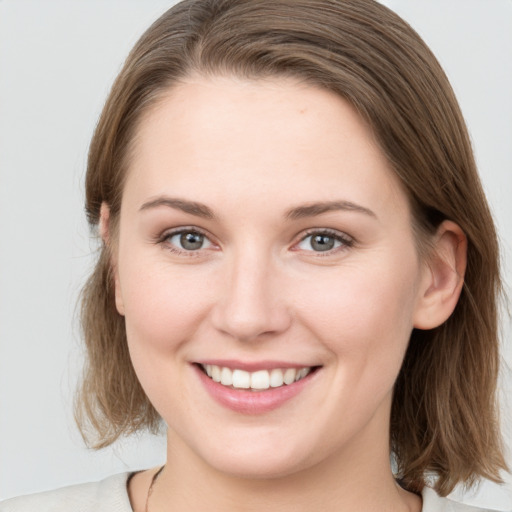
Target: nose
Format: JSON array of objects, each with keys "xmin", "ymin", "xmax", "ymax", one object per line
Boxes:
[{"xmin": 210, "ymin": 250, "xmax": 291, "ymax": 342}]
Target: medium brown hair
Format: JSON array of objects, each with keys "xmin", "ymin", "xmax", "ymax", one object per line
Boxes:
[{"xmin": 76, "ymin": 0, "xmax": 507, "ymax": 495}]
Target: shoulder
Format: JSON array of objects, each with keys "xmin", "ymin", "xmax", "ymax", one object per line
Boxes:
[
  {"xmin": 421, "ymin": 486, "xmax": 499, "ymax": 512},
  {"xmin": 0, "ymin": 472, "xmax": 133, "ymax": 512}
]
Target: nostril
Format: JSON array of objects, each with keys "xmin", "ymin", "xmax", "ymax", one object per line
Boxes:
[{"xmin": 210, "ymin": 297, "xmax": 292, "ymax": 342}]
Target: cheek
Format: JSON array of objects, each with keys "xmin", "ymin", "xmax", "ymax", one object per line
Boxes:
[
  {"xmin": 116, "ymin": 250, "xmax": 218, "ymax": 413},
  {"xmin": 116, "ymin": 247, "xmax": 215, "ymax": 352},
  {"xmin": 293, "ymin": 251, "xmax": 419, "ymax": 376}
]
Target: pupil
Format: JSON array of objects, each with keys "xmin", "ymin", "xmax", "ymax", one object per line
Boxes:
[
  {"xmin": 180, "ymin": 232, "xmax": 203, "ymax": 250},
  {"xmin": 312, "ymin": 235, "xmax": 334, "ymax": 251}
]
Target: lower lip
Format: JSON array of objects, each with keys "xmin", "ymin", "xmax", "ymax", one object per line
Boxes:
[{"xmin": 194, "ymin": 365, "xmax": 317, "ymax": 414}]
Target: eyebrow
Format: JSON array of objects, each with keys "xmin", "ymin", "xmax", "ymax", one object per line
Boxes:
[
  {"xmin": 139, "ymin": 196, "xmax": 376, "ymax": 221},
  {"xmin": 139, "ymin": 197, "xmax": 215, "ymax": 219},
  {"xmin": 285, "ymin": 200, "xmax": 377, "ymax": 220}
]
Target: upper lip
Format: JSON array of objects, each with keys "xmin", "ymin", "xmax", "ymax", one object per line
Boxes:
[{"xmin": 194, "ymin": 359, "xmax": 320, "ymax": 372}]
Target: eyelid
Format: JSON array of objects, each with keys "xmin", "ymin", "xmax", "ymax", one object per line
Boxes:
[
  {"xmin": 292, "ymin": 228, "xmax": 354, "ymax": 254},
  {"xmin": 154, "ymin": 226, "xmax": 354, "ymax": 256},
  {"xmin": 157, "ymin": 226, "xmax": 218, "ymax": 255}
]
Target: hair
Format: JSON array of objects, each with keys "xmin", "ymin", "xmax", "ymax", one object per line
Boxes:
[{"xmin": 76, "ymin": 0, "xmax": 507, "ymax": 496}]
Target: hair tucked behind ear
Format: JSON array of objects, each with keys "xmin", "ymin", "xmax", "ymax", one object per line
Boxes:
[{"xmin": 76, "ymin": 0, "xmax": 508, "ymax": 494}]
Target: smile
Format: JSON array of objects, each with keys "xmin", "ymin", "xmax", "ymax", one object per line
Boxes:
[{"xmin": 200, "ymin": 364, "xmax": 314, "ymax": 391}]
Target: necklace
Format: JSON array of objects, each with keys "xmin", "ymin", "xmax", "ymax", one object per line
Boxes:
[{"xmin": 145, "ymin": 465, "xmax": 165, "ymax": 512}]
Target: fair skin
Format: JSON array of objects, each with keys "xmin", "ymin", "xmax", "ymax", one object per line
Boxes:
[{"xmin": 101, "ymin": 76, "xmax": 466, "ymax": 512}]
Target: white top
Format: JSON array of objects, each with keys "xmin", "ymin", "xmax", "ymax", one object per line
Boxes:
[{"xmin": 0, "ymin": 472, "xmax": 497, "ymax": 512}]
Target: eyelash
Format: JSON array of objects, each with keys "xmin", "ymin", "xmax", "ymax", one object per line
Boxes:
[
  {"xmin": 294, "ymin": 228, "xmax": 354, "ymax": 256},
  {"xmin": 156, "ymin": 227, "xmax": 354, "ymax": 257},
  {"xmin": 157, "ymin": 227, "xmax": 215, "ymax": 257}
]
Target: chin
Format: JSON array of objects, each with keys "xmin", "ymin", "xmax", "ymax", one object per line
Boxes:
[
  {"xmin": 205, "ymin": 452, "xmax": 310, "ymax": 480},
  {"xmin": 186, "ymin": 427, "xmax": 324, "ymax": 480}
]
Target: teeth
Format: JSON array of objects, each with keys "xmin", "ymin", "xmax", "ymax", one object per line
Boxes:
[
  {"xmin": 212, "ymin": 365, "xmax": 221, "ymax": 383},
  {"xmin": 220, "ymin": 367, "xmax": 233, "ymax": 386},
  {"xmin": 297, "ymin": 368, "xmax": 309, "ymax": 380},
  {"xmin": 251, "ymin": 370, "xmax": 270, "ymax": 390},
  {"xmin": 232, "ymin": 369, "xmax": 250, "ymax": 389},
  {"xmin": 283, "ymin": 368, "xmax": 296, "ymax": 385},
  {"xmin": 269, "ymin": 368, "xmax": 284, "ymax": 388},
  {"xmin": 202, "ymin": 365, "xmax": 312, "ymax": 391}
]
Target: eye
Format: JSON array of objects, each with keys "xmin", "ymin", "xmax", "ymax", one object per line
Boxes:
[
  {"xmin": 296, "ymin": 230, "xmax": 352, "ymax": 253},
  {"xmin": 166, "ymin": 230, "xmax": 212, "ymax": 251}
]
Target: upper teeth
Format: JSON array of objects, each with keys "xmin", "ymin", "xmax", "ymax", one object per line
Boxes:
[{"xmin": 203, "ymin": 365, "xmax": 312, "ymax": 391}]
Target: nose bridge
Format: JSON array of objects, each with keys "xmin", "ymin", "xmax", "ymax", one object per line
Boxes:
[{"xmin": 212, "ymin": 242, "xmax": 289, "ymax": 341}]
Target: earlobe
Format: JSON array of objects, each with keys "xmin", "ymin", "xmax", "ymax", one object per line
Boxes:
[
  {"xmin": 114, "ymin": 274, "xmax": 126, "ymax": 316},
  {"xmin": 99, "ymin": 202, "xmax": 125, "ymax": 316},
  {"xmin": 413, "ymin": 220, "xmax": 467, "ymax": 330}
]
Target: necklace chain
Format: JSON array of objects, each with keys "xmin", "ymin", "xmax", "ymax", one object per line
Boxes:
[{"xmin": 145, "ymin": 465, "xmax": 165, "ymax": 512}]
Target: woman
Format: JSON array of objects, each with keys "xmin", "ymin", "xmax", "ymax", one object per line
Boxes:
[{"xmin": 1, "ymin": 0, "xmax": 508, "ymax": 511}]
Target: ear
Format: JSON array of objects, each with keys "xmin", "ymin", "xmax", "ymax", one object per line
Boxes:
[
  {"xmin": 99, "ymin": 202, "xmax": 111, "ymax": 244},
  {"xmin": 413, "ymin": 220, "xmax": 467, "ymax": 330},
  {"xmin": 99, "ymin": 202, "xmax": 125, "ymax": 316}
]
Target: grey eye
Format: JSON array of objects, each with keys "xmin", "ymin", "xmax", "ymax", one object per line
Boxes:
[
  {"xmin": 169, "ymin": 231, "xmax": 211, "ymax": 251},
  {"xmin": 298, "ymin": 233, "xmax": 343, "ymax": 252}
]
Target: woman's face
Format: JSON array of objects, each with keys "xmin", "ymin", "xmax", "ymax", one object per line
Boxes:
[{"xmin": 112, "ymin": 76, "xmax": 432, "ymax": 478}]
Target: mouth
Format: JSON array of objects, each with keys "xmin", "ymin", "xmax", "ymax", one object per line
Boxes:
[{"xmin": 198, "ymin": 363, "xmax": 318, "ymax": 392}]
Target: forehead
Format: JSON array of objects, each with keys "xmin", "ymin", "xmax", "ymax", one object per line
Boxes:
[{"xmin": 125, "ymin": 76, "xmax": 409, "ymax": 219}]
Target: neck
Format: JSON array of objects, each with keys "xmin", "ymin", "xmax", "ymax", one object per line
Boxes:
[{"xmin": 145, "ymin": 428, "xmax": 420, "ymax": 512}]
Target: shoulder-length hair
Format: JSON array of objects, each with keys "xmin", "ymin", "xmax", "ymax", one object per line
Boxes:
[{"xmin": 76, "ymin": 0, "xmax": 507, "ymax": 496}]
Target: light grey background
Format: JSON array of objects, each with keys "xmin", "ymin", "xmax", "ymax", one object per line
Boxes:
[{"xmin": 0, "ymin": 0, "xmax": 511, "ymax": 509}]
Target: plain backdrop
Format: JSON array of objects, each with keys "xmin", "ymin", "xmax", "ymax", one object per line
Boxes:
[{"xmin": 0, "ymin": 0, "xmax": 511, "ymax": 509}]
